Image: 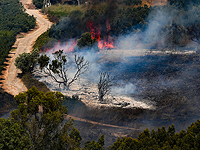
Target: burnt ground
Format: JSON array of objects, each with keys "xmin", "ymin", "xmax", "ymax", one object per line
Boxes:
[
  {"xmin": 1, "ymin": 52, "xmax": 200, "ymax": 148},
  {"xmin": 64, "ymin": 53, "xmax": 200, "ymax": 148},
  {"xmin": 0, "ymin": 88, "xmax": 16, "ymax": 117}
]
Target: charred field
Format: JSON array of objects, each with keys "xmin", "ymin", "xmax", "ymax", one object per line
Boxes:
[
  {"xmin": 61, "ymin": 50, "xmax": 200, "ymax": 147},
  {"xmin": 0, "ymin": 87, "xmax": 16, "ymax": 117}
]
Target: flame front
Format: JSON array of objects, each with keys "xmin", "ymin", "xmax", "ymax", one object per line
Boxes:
[
  {"xmin": 87, "ymin": 20, "xmax": 116, "ymax": 50},
  {"xmin": 42, "ymin": 20, "xmax": 116, "ymax": 53},
  {"xmin": 44, "ymin": 39, "xmax": 77, "ymax": 53}
]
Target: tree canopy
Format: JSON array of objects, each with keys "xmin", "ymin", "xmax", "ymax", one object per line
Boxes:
[
  {"xmin": 0, "ymin": 0, "xmax": 36, "ymax": 35},
  {"xmin": 34, "ymin": 2, "xmax": 149, "ymax": 51},
  {"xmin": 0, "ymin": 0, "xmax": 36, "ymax": 74},
  {"xmin": 0, "ymin": 118, "xmax": 30, "ymax": 150},
  {"xmin": 38, "ymin": 50, "xmax": 89, "ymax": 89},
  {"xmin": 168, "ymin": 0, "xmax": 200, "ymax": 9},
  {"xmin": 109, "ymin": 121, "xmax": 200, "ymax": 150},
  {"xmin": 77, "ymin": 32, "xmax": 97, "ymax": 48},
  {"xmin": 9, "ymin": 86, "xmax": 82, "ymax": 149},
  {"xmin": 1, "ymin": 87, "xmax": 200, "ymax": 149},
  {"xmin": 15, "ymin": 48, "xmax": 39, "ymax": 74}
]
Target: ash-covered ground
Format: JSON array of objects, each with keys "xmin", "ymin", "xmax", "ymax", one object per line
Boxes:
[
  {"xmin": 33, "ymin": 48, "xmax": 200, "ymax": 147},
  {"xmin": 34, "ymin": 48, "xmax": 195, "ymax": 108},
  {"xmin": 34, "ymin": 49, "xmax": 157, "ymax": 110}
]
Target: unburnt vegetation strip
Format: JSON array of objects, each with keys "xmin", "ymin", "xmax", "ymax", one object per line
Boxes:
[
  {"xmin": 2, "ymin": 0, "xmax": 200, "ymax": 149},
  {"xmin": 0, "ymin": 0, "xmax": 36, "ymax": 115},
  {"xmin": 0, "ymin": 0, "xmax": 36, "ymax": 74}
]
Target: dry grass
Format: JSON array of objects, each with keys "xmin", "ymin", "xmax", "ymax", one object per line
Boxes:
[
  {"xmin": 21, "ymin": 73, "xmax": 50, "ymax": 93},
  {"xmin": 142, "ymin": 0, "xmax": 168, "ymax": 6},
  {"xmin": 47, "ymin": 4, "xmax": 86, "ymax": 17},
  {"xmin": 0, "ymin": 87, "xmax": 15, "ymax": 117}
]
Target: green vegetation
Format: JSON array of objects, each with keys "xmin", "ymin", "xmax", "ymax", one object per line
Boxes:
[
  {"xmin": 33, "ymin": 0, "xmax": 43, "ymax": 9},
  {"xmin": 109, "ymin": 120, "xmax": 200, "ymax": 149},
  {"xmin": 0, "ymin": 0, "xmax": 36, "ymax": 34},
  {"xmin": 3, "ymin": 0, "xmax": 200, "ymax": 148},
  {"xmin": 21, "ymin": 73, "xmax": 50, "ymax": 93},
  {"xmin": 168, "ymin": 0, "xmax": 200, "ymax": 9},
  {"xmin": 15, "ymin": 48, "xmax": 39, "ymax": 74},
  {"xmin": 77, "ymin": 32, "xmax": 97, "ymax": 48},
  {"xmin": 0, "ymin": 88, "xmax": 15, "ymax": 117},
  {"xmin": 33, "ymin": 0, "xmax": 65, "ymax": 9},
  {"xmin": 0, "ymin": 30, "xmax": 16, "ymax": 73},
  {"xmin": 0, "ymin": 118, "xmax": 30, "ymax": 149},
  {"xmin": 1, "ymin": 86, "xmax": 200, "ymax": 149},
  {"xmin": 34, "ymin": 2, "xmax": 149, "ymax": 50},
  {"xmin": 38, "ymin": 50, "xmax": 89, "ymax": 89},
  {"xmin": 33, "ymin": 30, "xmax": 51, "ymax": 50},
  {"xmin": 84, "ymin": 135, "xmax": 105, "ymax": 150},
  {"xmin": 48, "ymin": 3, "xmax": 149, "ymax": 37},
  {"xmin": 33, "ymin": 0, "xmax": 200, "ymax": 50},
  {"xmin": 0, "ymin": 0, "xmax": 36, "ymax": 74},
  {"xmin": 47, "ymin": 4, "xmax": 85, "ymax": 18},
  {"xmin": 9, "ymin": 86, "xmax": 82, "ymax": 149}
]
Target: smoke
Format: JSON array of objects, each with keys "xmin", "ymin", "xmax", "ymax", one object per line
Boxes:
[
  {"xmin": 114, "ymin": 7, "xmax": 173, "ymax": 49},
  {"xmin": 34, "ymin": 2, "xmax": 200, "ymax": 117},
  {"xmin": 115, "ymin": 3, "xmax": 200, "ymax": 50},
  {"xmin": 31, "ymin": 3, "xmax": 200, "ymax": 147},
  {"xmin": 111, "ymin": 82, "xmax": 136, "ymax": 95}
]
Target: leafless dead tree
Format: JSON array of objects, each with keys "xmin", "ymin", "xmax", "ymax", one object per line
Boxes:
[
  {"xmin": 98, "ymin": 72, "xmax": 114, "ymax": 102},
  {"xmin": 38, "ymin": 50, "xmax": 89, "ymax": 90}
]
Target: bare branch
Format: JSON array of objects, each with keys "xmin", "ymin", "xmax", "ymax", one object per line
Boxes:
[
  {"xmin": 38, "ymin": 50, "xmax": 89, "ymax": 90},
  {"xmin": 98, "ymin": 72, "xmax": 114, "ymax": 102},
  {"xmin": 68, "ymin": 54, "xmax": 89, "ymax": 86}
]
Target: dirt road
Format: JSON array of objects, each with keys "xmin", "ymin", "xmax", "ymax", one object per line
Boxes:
[
  {"xmin": 66, "ymin": 115, "xmax": 141, "ymax": 130},
  {"xmin": 1, "ymin": 0, "xmax": 52, "ymax": 96}
]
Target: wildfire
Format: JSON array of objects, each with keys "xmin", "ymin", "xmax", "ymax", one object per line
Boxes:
[
  {"xmin": 42, "ymin": 20, "xmax": 116, "ymax": 53},
  {"xmin": 87, "ymin": 20, "xmax": 116, "ymax": 50},
  {"xmin": 44, "ymin": 39, "xmax": 77, "ymax": 53}
]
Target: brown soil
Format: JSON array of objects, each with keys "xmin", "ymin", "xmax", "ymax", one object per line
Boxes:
[
  {"xmin": 142, "ymin": 0, "xmax": 168, "ymax": 6},
  {"xmin": 66, "ymin": 115, "xmax": 141, "ymax": 130},
  {"xmin": 0, "ymin": 0, "xmax": 52, "ymax": 96}
]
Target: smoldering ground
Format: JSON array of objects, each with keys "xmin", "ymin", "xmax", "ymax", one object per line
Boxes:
[
  {"xmin": 33, "ymin": 50, "xmax": 200, "ymax": 147},
  {"xmin": 33, "ymin": 3, "xmax": 200, "ymax": 148}
]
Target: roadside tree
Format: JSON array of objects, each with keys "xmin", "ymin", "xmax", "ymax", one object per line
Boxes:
[
  {"xmin": 0, "ymin": 118, "xmax": 31, "ymax": 149},
  {"xmin": 84, "ymin": 135, "xmax": 105, "ymax": 150},
  {"xmin": 15, "ymin": 48, "xmax": 39, "ymax": 74},
  {"xmin": 98, "ymin": 72, "xmax": 114, "ymax": 102},
  {"xmin": 38, "ymin": 50, "xmax": 89, "ymax": 89},
  {"xmin": 11, "ymin": 86, "xmax": 81, "ymax": 150},
  {"xmin": 77, "ymin": 32, "xmax": 97, "ymax": 49}
]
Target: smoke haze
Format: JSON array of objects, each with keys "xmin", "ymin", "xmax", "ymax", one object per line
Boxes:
[{"xmin": 32, "ymin": 3, "xmax": 200, "ymax": 147}]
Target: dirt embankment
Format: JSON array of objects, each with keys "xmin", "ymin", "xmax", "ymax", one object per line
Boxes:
[
  {"xmin": 0, "ymin": 0, "xmax": 52, "ymax": 96},
  {"xmin": 142, "ymin": 0, "xmax": 168, "ymax": 6},
  {"xmin": 66, "ymin": 115, "xmax": 141, "ymax": 130}
]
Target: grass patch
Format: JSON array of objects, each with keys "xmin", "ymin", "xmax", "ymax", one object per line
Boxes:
[
  {"xmin": 47, "ymin": 4, "xmax": 86, "ymax": 17},
  {"xmin": 0, "ymin": 88, "xmax": 16, "ymax": 117},
  {"xmin": 21, "ymin": 72, "xmax": 50, "ymax": 93},
  {"xmin": 18, "ymin": 35, "xmax": 24, "ymax": 38},
  {"xmin": 11, "ymin": 48, "xmax": 16, "ymax": 52},
  {"xmin": 33, "ymin": 30, "xmax": 51, "ymax": 50}
]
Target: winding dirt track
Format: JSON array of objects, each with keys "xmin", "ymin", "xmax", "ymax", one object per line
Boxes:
[
  {"xmin": 0, "ymin": 0, "xmax": 159, "ymax": 130},
  {"xmin": 1, "ymin": 0, "xmax": 52, "ymax": 96},
  {"xmin": 66, "ymin": 115, "xmax": 141, "ymax": 130}
]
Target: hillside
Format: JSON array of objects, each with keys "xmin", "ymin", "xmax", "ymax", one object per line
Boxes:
[
  {"xmin": 30, "ymin": 0, "xmax": 200, "ymax": 147},
  {"xmin": 1, "ymin": 0, "xmax": 200, "ymax": 149}
]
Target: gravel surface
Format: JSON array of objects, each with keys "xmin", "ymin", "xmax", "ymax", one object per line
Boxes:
[{"xmin": 1, "ymin": 0, "xmax": 52, "ymax": 96}]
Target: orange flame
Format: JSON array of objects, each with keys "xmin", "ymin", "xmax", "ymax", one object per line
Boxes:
[
  {"xmin": 43, "ymin": 39, "xmax": 77, "ymax": 53},
  {"xmin": 87, "ymin": 20, "xmax": 96, "ymax": 39},
  {"xmin": 87, "ymin": 20, "xmax": 116, "ymax": 50}
]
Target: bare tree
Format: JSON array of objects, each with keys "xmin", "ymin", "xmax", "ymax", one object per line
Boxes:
[
  {"xmin": 98, "ymin": 72, "xmax": 113, "ymax": 102},
  {"xmin": 38, "ymin": 50, "xmax": 89, "ymax": 89}
]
